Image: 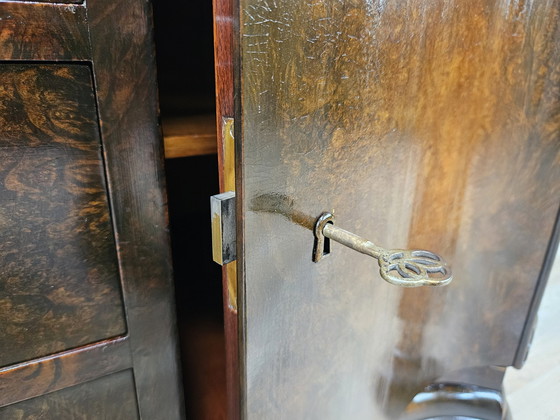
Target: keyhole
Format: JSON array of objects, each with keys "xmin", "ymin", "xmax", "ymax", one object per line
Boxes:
[{"xmin": 313, "ymin": 213, "xmax": 335, "ymax": 262}]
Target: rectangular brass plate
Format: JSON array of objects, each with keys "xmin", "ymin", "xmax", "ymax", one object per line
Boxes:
[
  {"xmin": 211, "ymin": 191, "xmax": 236, "ymax": 265},
  {"xmin": 221, "ymin": 117, "xmax": 237, "ymax": 310}
]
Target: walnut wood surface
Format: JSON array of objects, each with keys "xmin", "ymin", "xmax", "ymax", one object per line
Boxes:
[
  {"xmin": 0, "ymin": 337, "xmax": 131, "ymax": 407},
  {"xmin": 0, "ymin": 1, "xmax": 184, "ymax": 417},
  {"xmin": 163, "ymin": 114, "xmax": 217, "ymax": 158},
  {"xmin": 237, "ymin": 1, "xmax": 560, "ymax": 418},
  {"xmin": 0, "ymin": 2, "xmax": 89, "ymax": 61},
  {"xmin": 213, "ymin": 0, "xmax": 241, "ymax": 418},
  {"xmin": 0, "ymin": 63, "xmax": 125, "ymax": 368},
  {"xmin": 0, "ymin": 369, "xmax": 139, "ymax": 419},
  {"xmin": 88, "ymin": 0, "xmax": 185, "ymax": 418}
]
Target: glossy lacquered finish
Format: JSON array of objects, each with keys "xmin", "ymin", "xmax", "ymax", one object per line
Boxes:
[
  {"xmin": 0, "ymin": 2, "xmax": 89, "ymax": 61},
  {"xmin": 213, "ymin": 0, "xmax": 241, "ymax": 418},
  {"xmin": 0, "ymin": 370, "xmax": 138, "ymax": 419},
  {"xmin": 0, "ymin": 64, "xmax": 125, "ymax": 368},
  {"xmin": 88, "ymin": 0, "xmax": 184, "ymax": 417},
  {"xmin": 237, "ymin": 1, "xmax": 560, "ymax": 418},
  {"xmin": 0, "ymin": 1, "xmax": 184, "ymax": 418}
]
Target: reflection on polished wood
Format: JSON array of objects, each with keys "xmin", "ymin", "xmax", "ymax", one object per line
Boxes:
[
  {"xmin": 0, "ymin": 0, "xmax": 184, "ymax": 418},
  {"xmin": 0, "ymin": 64, "xmax": 125, "ymax": 368},
  {"xmin": 238, "ymin": 0, "xmax": 560, "ymax": 418},
  {"xmin": 0, "ymin": 338, "xmax": 131, "ymax": 408},
  {"xmin": 88, "ymin": 0, "xmax": 185, "ymax": 416},
  {"xmin": 0, "ymin": 370, "xmax": 139, "ymax": 419},
  {"xmin": 213, "ymin": 0, "xmax": 241, "ymax": 417},
  {"xmin": 505, "ymin": 255, "xmax": 560, "ymax": 419},
  {"xmin": 163, "ymin": 114, "xmax": 217, "ymax": 158}
]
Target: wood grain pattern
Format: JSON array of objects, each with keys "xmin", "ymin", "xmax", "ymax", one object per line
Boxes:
[
  {"xmin": 213, "ymin": 0, "xmax": 241, "ymax": 417},
  {"xmin": 0, "ymin": 369, "xmax": 139, "ymax": 419},
  {"xmin": 0, "ymin": 337, "xmax": 131, "ymax": 407},
  {"xmin": 0, "ymin": 2, "xmax": 89, "ymax": 61},
  {"xmin": 214, "ymin": 0, "xmax": 235, "ymax": 138},
  {"xmin": 0, "ymin": 1, "xmax": 184, "ymax": 417},
  {"xmin": 0, "ymin": 63, "xmax": 126, "ymax": 368},
  {"xmin": 163, "ymin": 114, "xmax": 217, "ymax": 158},
  {"xmin": 88, "ymin": 0, "xmax": 185, "ymax": 418},
  {"xmin": 237, "ymin": 0, "xmax": 560, "ymax": 418}
]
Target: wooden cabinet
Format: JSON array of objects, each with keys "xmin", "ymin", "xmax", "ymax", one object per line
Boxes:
[
  {"xmin": 233, "ymin": 2, "xmax": 559, "ymax": 419},
  {"xmin": 0, "ymin": 1, "xmax": 184, "ymax": 419},
  {"xmin": 1, "ymin": 1, "xmax": 559, "ymax": 419},
  {"xmin": 236, "ymin": 0, "xmax": 560, "ymax": 418}
]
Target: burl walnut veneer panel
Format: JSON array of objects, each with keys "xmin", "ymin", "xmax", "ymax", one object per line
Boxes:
[
  {"xmin": 0, "ymin": 2, "xmax": 89, "ymax": 61},
  {"xmin": 0, "ymin": 64, "xmax": 126, "ymax": 367}
]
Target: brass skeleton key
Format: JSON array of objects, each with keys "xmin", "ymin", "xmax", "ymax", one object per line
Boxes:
[{"xmin": 313, "ymin": 212, "xmax": 452, "ymax": 287}]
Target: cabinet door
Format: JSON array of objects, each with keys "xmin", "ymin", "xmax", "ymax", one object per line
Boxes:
[
  {"xmin": 0, "ymin": 1, "xmax": 183, "ymax": 418},
  {"xmin": 235, "ymin": 1, "xmax": 560, "ymax": 418}
]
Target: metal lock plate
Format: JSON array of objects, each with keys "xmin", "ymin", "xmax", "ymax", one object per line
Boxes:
[{"xmin": 211, "ymin": 191, "xmax": 236, "ymax": 265}]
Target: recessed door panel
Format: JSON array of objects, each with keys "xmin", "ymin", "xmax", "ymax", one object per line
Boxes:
[
  {"xmin": 238, "ymin": 1, "xmax": 560, "ymax": 418},
  {"xmin": 0, "ymin": 64, "xmax": 126, "ymax": 367}
]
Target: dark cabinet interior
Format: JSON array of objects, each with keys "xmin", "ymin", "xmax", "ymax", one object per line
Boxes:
[{"xmin": 152, "ymin": 2, "xmax": 227, "ymax": 418}]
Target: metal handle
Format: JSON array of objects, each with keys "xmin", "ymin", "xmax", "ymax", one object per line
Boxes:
[{"xmin": 313, "ymin": 212, "xmax": 452, "ymax": 287}]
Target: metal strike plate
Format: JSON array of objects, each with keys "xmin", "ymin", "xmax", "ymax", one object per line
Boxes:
[{"xmin": 211, "ymin": 191, "xmax": 236, "ymax": 265}]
